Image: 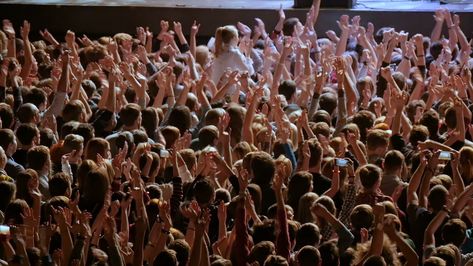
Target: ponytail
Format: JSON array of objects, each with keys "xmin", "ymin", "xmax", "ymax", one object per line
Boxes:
[{"xmin": 215, "ymin": 27, "xmax": 223, "ymax": 57}]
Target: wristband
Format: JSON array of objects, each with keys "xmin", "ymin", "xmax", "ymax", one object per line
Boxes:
[{"xmin": 404, "ymin": 56, "xmax": 411, "ymax": 61}]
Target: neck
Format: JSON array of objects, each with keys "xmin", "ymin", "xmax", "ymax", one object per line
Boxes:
[
  {"xmin": 123, "ymin": 125, "xmax": 138, "ymax": 131},
  {"xmin": 18, "ymin": 144, "xmax": 34, "ymax": 150},
  {"xmin": 309, "ymin": 163, "xmax": 321, "ymax": 173}
]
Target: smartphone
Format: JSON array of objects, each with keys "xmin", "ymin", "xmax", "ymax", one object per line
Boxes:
[
  {"xmin": 159, "ymin": 149, "xmax": 170, "ymax": 158},
  {"xmin": 336, "ymin": 158, "xmax": 348, "ymax": 167},
  {"xmin": 439, "ymin": 151, "xmax": 451, "ymax": 161}
]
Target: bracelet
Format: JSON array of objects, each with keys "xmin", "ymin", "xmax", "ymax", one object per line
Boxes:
[{"xmin": 404, "ymin": 56, "xmax": 411, "ymax": 61}]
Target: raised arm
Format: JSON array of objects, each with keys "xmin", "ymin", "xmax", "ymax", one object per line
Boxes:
[
  {"xmin": 431, "ymin": 9, "xmax": 445, "ymax": 42},
  {"xmin": 19, "ymin": 21, "xmax": 34, "ymax": 80}
]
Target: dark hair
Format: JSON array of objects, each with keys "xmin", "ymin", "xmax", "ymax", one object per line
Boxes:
[
  {"xmin": 24, "ymin": 88, "xmax": 47, "ymax": 109},
  {"xmin": 85, "ymin": 137, "xmax": 110, "ymax": 162},
  {"xmin": 73, "ymin": 123, "xmax": 95, "ymax": 145},
  {"xmin": 249, "ymin": 241, "xmax": 275, "ymax": 265},
  {"xmin": 249, "ymin": 151, "xmax": 275, "ymax": 186},
  {"xmin": 442, "ymin": 218, "xmax": 467, "ymax": 247},
  {"xmin": 282, "ymin": 17, "xmax": 300, "ymax": 36},
  {"xmin": 297, "ymin": 246, "xmax": 321, "ymax": 266},
  {"xmin": 16, "ymin": 123, "xmax": 39, "ymax": 146},
  {"xmin": 383, "ymin": 150, "xmax": 404, "ymax": 173},
  {"xmin": 119, "ymin": 103, "xmax": 141, "ymax": 128},
  {"xmin": 358, "ymin": 164, "xmax": 382, "ymax": 189},
  {"xmin": 154, "ymin": 249, "xmax": 177, "ymax": 266},
  {"xmin": 198, "ymin": 125, "xmax": 219, "ymax": 147},
  {"xmin": 40, "ymin": 128, "xmax": 57, "ymax": 148},
  {"xmin": 49, "ymin": 172, "xmax": 71, "ymax": 197},
  {"xmin": 27, "ymin": 145, "xmax": 50, "ymax": 172},
  {"xmin": 62, "ymin": 100, "xmax": 84, "ymax": 123},
  {"xmin": 141, "ymin": 107, "xmax": 159, "ymax": 141},
  {"xmin": 168, "ymin": 239, "xmax": 190, "ymax": 266},
  {"xmin": 4, "ymin": 199, "xmax": 28, "ymax": 225},
  {"xmin": 319, "ymin": 240, "xmax": 339, "ymax": 266},
  {"xmin": 420, "ymin": 109, "xmax": 440, "ymax": 139},
  {"xmin": 350, "ymin": 204, "xmax": 374, "ymax": 230},
  {"xmin": 168, "ymin": 105, "xmax": 191, "ymax": 135},
  {"xmin": 193, "ymin": 178, "xmax": 215, "ymax": 206},
  {"xmin": 263, "ymin": 255, "xmax": 288, "ymax": 266},
  {"xmin": 287, "ymin": 171, "xmax": 312, "ymax": 214},
  {"xmin": 0, "ymin": 181, "xmax": 16, "ymax": 212},
  {"xmin": 0, "ymin": 128, "xmax": 15, "ymax": 151},
  {"xmin": 15, "ymin": 169, "xmax": 38, "ymax": 206},
  {"xmin": 17, "ymin": 103, "xmax": 39, "ymax": 123},
  {"xmin": 319, "ymin": 93, "xmax": 338, "ymax": 116},
  {"xmin": 295, "ymin": 223, "xmax": 321, "ymax": 251},
  {"xmin": 352, "ymin": 110, "xmax": 376, "ymax": 142},
  {"xmin": 278, "ymin": 80, "xmax": 296, "ymax": 102},
  {"xmin": 428, "ymin": 185, "xmax": 449, "ymax": 211},
  {"xmin": 0, "ymin": 103, "xmax": 14, "ymax": 129},
  {"xmin": 409, "ymin": 125, "xmax": 429, "ymax": 147}
]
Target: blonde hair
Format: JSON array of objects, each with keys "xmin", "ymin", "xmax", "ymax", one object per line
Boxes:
[{"xmin": 214, "ymin": 25, "xmax": 238, "ymax": 57}]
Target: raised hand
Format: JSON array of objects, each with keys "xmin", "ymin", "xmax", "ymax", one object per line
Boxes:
[
  {"xmin": 2, "ymin": 19, "xmax": 15, "ymax": 39},
  {"xmin": 20, "ymin": 20, "xmax": 30, "ymax": 40},
  {"xmin": 191, "ymin": 20, "xmax": 200, "ymax": 37}
]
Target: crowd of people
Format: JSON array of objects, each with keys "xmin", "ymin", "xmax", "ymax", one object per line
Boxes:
[{"xmin": 0, "ymin": 0, "xmax": 472, "ymax": 265}]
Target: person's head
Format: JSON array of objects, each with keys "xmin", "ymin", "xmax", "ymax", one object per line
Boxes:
[
  {"xmin": 358, "ymin": 164, "xmax": 383, "ymax": 191},
  {"xmin": 0, "ymin": 181, "xmax": 16, "ymax": 212},
  {"xmin": 263, "ymin": 255, "xmax": 288, "ymax": 266},
  {"xmin": 442, "ymin": 218, "xmax": 467, "ymax": 247},
  {"xmin": 249, "ymin": 241, "xmax": 276, "ymax": 266},
  {"xmin": 297, "ymin": 246, "xmax": 321, "ymax": 266},
  {"xmin": 62, "ymin": 100, "xmax": 86, "ymax": 123},
  {"xmin": 168, "ymin": 105, "xmax": 191, "ymax": 135},
  {"xmin": 193, "ymin": 178, "xmax": 215, "ymax": 207},
  {"xmin": 0, "ymin": 129, "xmax": 16, "ymax": 157},
  {"xmin": 282, "ymin": 17, "xmax": 303, "ymax": 37},
  {"xmin": 424, "ymin": 256, "xmax": 447, "ymax": 266},
  {"xmin": 420, "ymin": 109, "xmax": 440, "ymax": 138},
  {"xmin": 432, "ymin": 244, "xmax": 460, "ymax": 266},
  {"xmin": 195, "ymin": 45, "xmax": 210, "ymax": 67},
  {"xmin": 168, "ymin": 239, "xmax": 190, "ymax": 266},
  {"xmin": 297, "ymin": 192, "xmax": 318, "ymax": 224},
  {"xmin": 154, "ymin": 249, "xmax": 177, "ymax": 266},
  {"xmin": 198, "ymin": 125, "xmax": 219, "ymax": 147},
  {"xmin": 141, "ymin": 107, "xmax": 159, "ymax": 140},
  {"xmin": 63, "ymin": 134, "xmax": 84, "ymax": 157},
  {"xmin": 49, "ymin": 172, "xmax": 72, "ymax": 197},
  {"xmin": 247, "ymin": 151, "xmax": 275, "ymax": 186},
  {"xmin": 161, "ymin": 126, "xmax": 181, "ymax": 149},
  {"xmin": 318, "ymin": 93, "xmax": 338, "ymax": 117},
  {"xmin": 119, "ymin": 103, "xmax": 142, "ymax": 130},
  {"xmin": 352, "ymin": 110, "xmax": 376, "ymax": 142},
  {"xmin": 24, "ymin": 88, "xmax": 48, "ymax": 112},
  {"xmin": 350, "ymin": 204, "xmax": 374, "ymax": 231},
  {"xmin": 0, "ymin": 103, "xmax": 14, "ymax": 129},
  {"xmin": 295, "ymin": 223, "xmax": 321, "ymax": 251},
  {"xmin": 308, "ymin": 139, "xmax": 323, "ymax": 169},
  {"xmin": 232, "ymin": 141, "xmax": 252, "ymax": 162},
  {"xmin": 318, "ymin": 240, "xmax": 339, "ymax": 266},
  {"xmin": 15, "ymin": 169, "xmax": 39, "ymax": 203},
  {"xmin": 287, "ymin": 171, "xmax": 313, "ymax": 213},
  {"xmin": 40, "ymin": 128, "xmax": 57, "ymax": 148},
  {"xmin": 383, "ymin": 150, "xmax": 404, "ymax": 175},
  {"xmin": 278, "ymin": 80, "xmax": 297, "ymax": 102},
  {"xmin": 428, "ymin": 185, "xmax": 449, "ymax": 212},
  {"xmin": 16, "ymin": 123, "xmax": 40, "ymax": 147},
  {"xmin": 17, "ymin": 103, "xmax": 40, "ymax": 124},
  {"xmin": 60, "ymin": 121, "xmax": 79, "ymax": 139},
  {"xmin": 366, "ymin": 129, "xmax": 389, "ymax": 158},
  {"xmin": 459, "ymin": 146, "xmax": 473, "ymax": 182},
  {"xmin": 4, "ymin": 199, "xmax": 29, "ymax": 225},
  {"xmin": 81, "ymin": 168, "xmax": 110, "ymax": 205},
  {"xmin": 409, "ymin": 125, "xmax": 429, "ymax": 147},
  {"xmin": 27, "ymin": 145, "xmax": 51, "ymax": 175},
  {"xmin": 85, "ymin": 137, "xmax": 111, "ymax": 161},
  {"xmin": 179, "ymin": 149, "xmax": 197, "ymax": 175},
  {"xmin": 430, "ymin": 41, "xmax": 444, "ymax": 60},
  {"xmin": 204, "ymin": 108, "xmax": 225, "ymax": 127},
  {"xmin": 214, "ymin": 25, "xmax": 238, "ymax": 57}
]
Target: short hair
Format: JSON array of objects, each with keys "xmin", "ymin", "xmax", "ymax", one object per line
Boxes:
[
  {"xmin": 204, "ymin": 108, "xmax": 225, "ymax": 127},
  {"xmin": 432, "ymin": 245, "xmax": 458, "ymax": 266},
  {"xmin": 278, "ymin": 80, "xmax": 296, "ymax": 101},
  {"xmin": 40, "ymin": 128, "xmax": 57, "ymax": 148},
  {"xmin": 249, "ymin": 241, "xmax": 275, "ymax": 265},
  {"xmin": 358, "ymin": 164, "xmax": 382, "ymax": 189},
  {"xmin": 383, "ymin": 150, "xmax": 404, "ymax": 173},
  {"xmin": 63, "ymin": 134, "xmax": 84, "ymax": 153},
  {"xmin": 17, "ymin": 103, "xmax": 39, "ymax": 123},
  {"xmin": 350, "ymin": 204, "xmax": 374, "ymax": 230},
  {"xmin": 161, "ymin": 126, "xmax": 180, "ymax": 149},
  {"xmin": 308, "ymin": 139, "xmax": 323, "ymax": 167},
  {"xmin": 424, "ymin": 256, "xmax": 446, "ymax": 266},
  {"xmin": 282, "ymin": 17, "xmax": 300, "ymax": 36},
  {"xmin": 24, "ymin": 88, "xmax": 47, "ymax": 108},
  {"xmin": 27, "ymin": 145, "xmax": 50, "ymax": 172},
  {"xmin": 288, "ymin": 171, "xmax": 313, "ymax": 213},
  {"xmin": 85, "ymin": 137, "xmax": 110, "ymax": 162},
  {"xmin": 198, "ymin": 125, "xmax": 219, "ymax": 147},
  {"xmin": 119, "ymin": 103, "xmax": 141, "ymax": 127},
  {"xmin": 154, "ymin": 249, "xmax": 177, "ymax": 266},
  {"xmin": 442, "ymin": 218, "xmax": 467, "ymax": 247},
  {"xmin": 315, "ymin": 196, "xmax": 336, "ymax": 215},
  {"xmin": 428, "ymin": 185, "xmax": 449, "ymax": 211},
  {"xmin": 263, "ymin": 255, "xmax": 288, "ymax": 266},
  {"xmin": 4, "ymin": 199, "xmax": 29, "ymax": 225},
  {"xmin": 60, "ymin": 121, "xmax": 80, "ymax": 139},
  {"xmin": 0, "ymin": 103, "xmax": 14, "ymax": 129},
  {"xmin": 249, "ymin": 151, "xmax": 275, "ymax": 186},
  {"xmin": 193, "ymin": 178, "xmax": 215, "ymax": 206},
  {"xmin": 318, "ymin": 240, "xmax": 339, "ymax": 266},
  {"xmin": 179, "ymin": 149, "xmax": 196, "ymax": 172},
  {"xmin": 297, "ymin": 246, "xmax": 321, "ymax": 266},
  {"xmin": 352, "ymin": 110, "xmax": 376, "ymax": 142},
  {"xmin": 295, "ymin": 223, "xmax": 321, "ymax": 250},
  {"xmin": 409, "ymin": 125, "xmax": 429, "ymax": 147},
  {"xmin": 16, "ymin": 123, "xmax": 39, "ymax": 146},
  {"xmin": 0, "ymin": 129, "xmax": 16, "ymax": 151},
  {"xmin": 313, "ymin": 122, "xmax": 330, "ymax": 138},
  {"xmin": 49, "ymin": 172, "xmax": 71, "ymax": 197},
  {"xmin": 168, "ymin": 239, "xmax": 190, "ymax": 266},
  {"xmin": 366, "ymin": 129, "xmax": 389, "ymax": 151},
  {"xmin": 0, "ymin": 181, "xmax": 16, "ymax": 212},
  {"xmin": 318, "ymin": 93, "xmax": 338, "ymax": 116},
  {"xmin": 73, "ymin": 123, "xmax": 95, "ymax": 145},
  {"xmin": 62, "ymin": 100, "xmax": 84, "ymax": 122},
  {"xmin": 420, "ymin": 109, "xmax": 440, "ymax": 138}
]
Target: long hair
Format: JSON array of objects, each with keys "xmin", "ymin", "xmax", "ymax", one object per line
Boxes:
[{"xmin": 214, "ymin": 25, "xmax": 238, "ymax": 57}]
